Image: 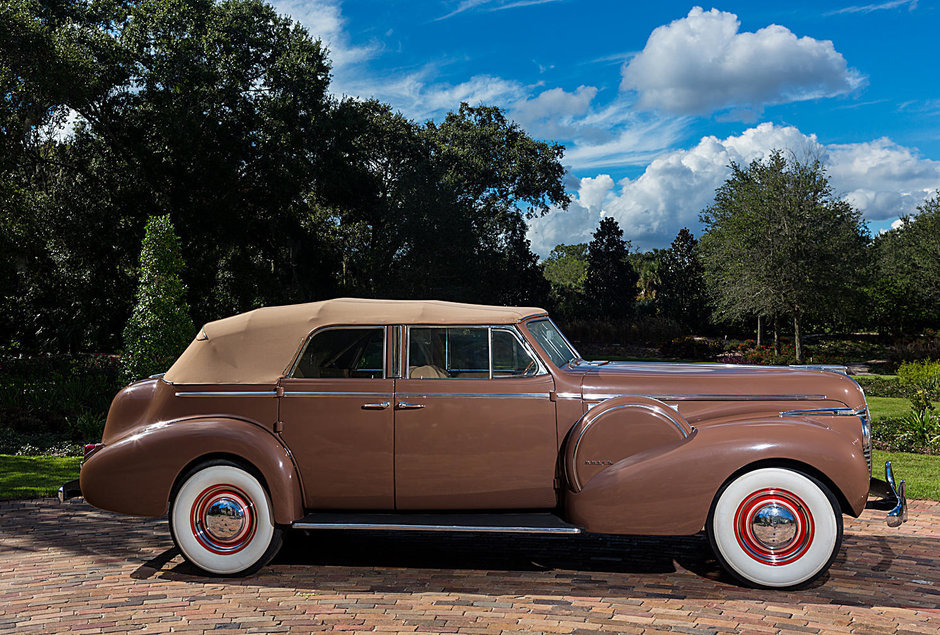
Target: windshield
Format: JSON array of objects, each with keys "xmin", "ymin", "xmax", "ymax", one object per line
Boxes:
[{"xmin": 526, "ymin": 319, "xmax": 579, "ymax": 368}]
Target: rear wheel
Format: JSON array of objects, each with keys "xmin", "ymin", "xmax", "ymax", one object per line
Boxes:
[
  {"xmin": 707, "ymin": 467, "xmax": 842, "ymax": 589},
  {"xmin": 169, "ymin": 461, "xmax": 283, "ymax": 575}
]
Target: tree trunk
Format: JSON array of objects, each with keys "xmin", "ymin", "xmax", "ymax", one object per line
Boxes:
[
  {"xmin": 773, "ymin": 314, "xmax": 780, "ymax": 355},
  {"xmin": 793, "ymin": 315, "xmax": 802, "ymax": 364},
  {"xmin": 756, "ymin": 315, "xmax": 763, "ymax": 347}
]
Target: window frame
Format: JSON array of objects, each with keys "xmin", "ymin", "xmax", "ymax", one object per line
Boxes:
[
  {"xmin": 522, "ymin": 317, "xmax": 581, "ymax": 369},
  {"xmin": 286, "ymin": 325, "xmax": 388, "ymax": 380},
  {"xmin": 403, "ymin": 324, "xmax": 548, "ymax": 380}
]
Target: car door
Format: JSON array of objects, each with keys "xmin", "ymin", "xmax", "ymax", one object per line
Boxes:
[
  {"xmin": 394, "ymin": 325, "xmax": 558, "ymax": 510},
  {"xmin": 278, "ymin": 325, "xmax": 395, "ymax": 509}
]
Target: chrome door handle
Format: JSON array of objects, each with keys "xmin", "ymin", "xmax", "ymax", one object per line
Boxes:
[
  {"xmin": 361, "ymin": 402, "xmax": 390, "ymax": 410},
  {"xmin": 396, "ymin": 402, "xmax": 425, "ymax": 410}
]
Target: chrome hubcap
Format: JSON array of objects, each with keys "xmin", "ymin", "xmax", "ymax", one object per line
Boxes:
[
  {"xmin": 191, "ymin": 484, "xmax": 256, "ymax": 554},
  {"xmin": 203, "ymin": 497, "xmax": 247, "ymax": 542},
  {"xmin": 750, "ymin": 503, "xmax": 798, "ymax": 549}
]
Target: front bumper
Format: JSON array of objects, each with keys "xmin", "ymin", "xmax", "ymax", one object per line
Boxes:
[{"xmin": 867, "ymin": 461, "xmax": 907, "ymax": 527}]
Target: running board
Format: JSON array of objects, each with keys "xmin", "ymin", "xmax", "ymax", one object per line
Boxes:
[{"xmin": 291, "ymin": 511, "xmax": 582, "ymax": 535}]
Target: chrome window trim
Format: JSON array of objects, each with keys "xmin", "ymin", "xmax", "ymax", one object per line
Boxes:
[
  {"xmin": 286, "ymin": 325, "xmax": 388, "ymax": 380},
  {"xmin": 491, "ymin": 325, "xmax": 549, "ymax": 378},
  {"xmin": 584, "ymin": 393, "xmax": 828, "ymax": 402},
  {"xmin": 403, "ymin": 324, "xmax": 549, "ymax": 379},
  {"xmin": 523, "ymin": 317, "xmax": 581, "ymax": 369},
  {"xmin": 778, "ymin": 407, "xmax": 864, "ymax": 417}
]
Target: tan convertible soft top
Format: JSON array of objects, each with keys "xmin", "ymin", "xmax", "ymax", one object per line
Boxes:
[{"xmin": 163, "ymin": 298, "xmax": 547, "ymax": 385}]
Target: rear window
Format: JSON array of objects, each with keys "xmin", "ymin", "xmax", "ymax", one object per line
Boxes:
[{"xmin": 293, "ymin": 328, "xmax": 384, "ymax": 379}]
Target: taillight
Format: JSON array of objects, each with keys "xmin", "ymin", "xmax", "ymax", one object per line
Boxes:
[{"xmin": 84, "ymin": 443, "xmax": 104, "ymax": 460}]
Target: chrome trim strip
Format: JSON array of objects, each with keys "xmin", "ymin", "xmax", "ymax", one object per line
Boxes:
[
  {"xmin": 584, "ymin": 393, "xmax": 827, "ymax": 402},
  {"xmin": 395, "ymin": 392, "xmax": 550, "ymax": 399},
  {"xmin": 778, "ymin": 407, "xmax": 861, "ymax": 417},
  {"xmin": 569, "ymin": 403, "xmax": 691, "ymax": 492},
  {"xmin": 555, "ymin": 392, "xmax": 581, "ymax": 399},
  {"xmin": 283, "ymin": 391, "xmax": 394, "ymax": 397},
  {"xmin": 176, "ymin": 391, "xmax": 278, "ymax": 397},
  {"xmin": 291, "ymin": 522, "xmax": 581, "ymax": 534}
]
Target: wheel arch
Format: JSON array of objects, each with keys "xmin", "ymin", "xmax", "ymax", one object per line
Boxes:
[
  {"xmin": 80, "ymin": 417, "xmax": 305, "ymax": 525},
  {"xmin": 714, "ymin": 457, "xmax": 856, "ymax": 519}
]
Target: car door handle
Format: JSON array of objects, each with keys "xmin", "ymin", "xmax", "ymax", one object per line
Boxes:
[
  {"xmin": 396, "ymin": 402, "xmax": 425, "ymax": 410},
  {"xmin": 361, "ymin": 402, "xmax": 390, "ymax": 410}
]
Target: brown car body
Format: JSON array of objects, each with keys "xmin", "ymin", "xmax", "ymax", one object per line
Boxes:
[{"xmin": 77, "ymin": 298, "xmax": 904, "ymax": 585}]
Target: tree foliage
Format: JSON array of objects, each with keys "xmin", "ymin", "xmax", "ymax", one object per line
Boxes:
[
  {"xmin": 584, "ymin": 217, "xmax": 638, "ymax": 318},
  {"xmin": 121, "ymin": 214, "xmax": 194, "ymax": 382},
  {"xmin": 870, "ymin": 193, "xmax": 940, "ymax": 333},
  {"xmin": 699, "ymin": 151, "xmax": 868, "ymax": 360},
  {"xmin": 657, "ymin": 228, "xmax": 707, "ymax": 328},
  {"xmin": 0, "ymin": 0, "xmax": 566, "ymax": 354}
]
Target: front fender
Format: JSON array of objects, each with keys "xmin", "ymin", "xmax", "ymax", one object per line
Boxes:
[
  {"xmin": 80, "ymin": 417, "xmax": 304, "ymax": 525},
  {"xmin": 564, "ymin": 417, "xmax": 869, "ymax": 535}
]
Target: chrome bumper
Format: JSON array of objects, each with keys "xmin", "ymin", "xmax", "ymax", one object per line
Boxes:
[
  {"xmin": 57, "ymin": 478, "xmax": 82, "ymax": 503},
  {"xmin": 867, "ymin": 461, "xmax": 907, "ymax": 527}
]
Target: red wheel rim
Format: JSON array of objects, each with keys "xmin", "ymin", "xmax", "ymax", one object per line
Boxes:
[
  {"xmin": 734, "ymin": 488, "xmax": 814, "ymax": 566},
  {"xmin": 190, "ymin": 484, "xmax": 257, "ymax": 555}
]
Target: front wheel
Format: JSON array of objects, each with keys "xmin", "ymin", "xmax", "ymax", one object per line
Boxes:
[
  {"xmin": 707, "ymin": 467, "xmax": 842, "ymax": 589},
  {"xmin": 170, "ymin": 462, "xmax": 283, "ymax": 575}
]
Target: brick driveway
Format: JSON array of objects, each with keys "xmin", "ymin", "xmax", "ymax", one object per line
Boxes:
[{"xmin": 1, "ymin": 499, "xmax": 939, "ymax": 634}]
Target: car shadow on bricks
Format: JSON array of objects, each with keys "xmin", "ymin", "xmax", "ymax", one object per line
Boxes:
[
  {"xmin": 6, "ymin": 499, "xmax": 939, "ymax": 611},
  {"xmin": 135, "ymin": 524, "xmax": 940, "ymax": 611}
]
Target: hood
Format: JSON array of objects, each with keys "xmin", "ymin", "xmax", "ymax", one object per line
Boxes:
[{"xmin": 578, "ymin": 362, "xmax": 866, "ymax": 411}]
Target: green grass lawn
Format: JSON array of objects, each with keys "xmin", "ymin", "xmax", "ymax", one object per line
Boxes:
[
  {"xmin": 872, "ymin": 449, "xmax": 940, "ymax": 501},
  {"xmin": 866, "ymin": 396, "xmax": 929, "ymax": 420},
  {"xmin": 0, "ymin": 455, "xmax": 81, "ymax": 500}
]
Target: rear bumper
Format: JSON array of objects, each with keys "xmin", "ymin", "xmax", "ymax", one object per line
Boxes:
[
  {"xmin": 57, "ymin": 478, "xmax": 82, "ymax": 503},
  {"xmin": 867, "ymin": 461, "xmax": 907, "ymax": 527}
]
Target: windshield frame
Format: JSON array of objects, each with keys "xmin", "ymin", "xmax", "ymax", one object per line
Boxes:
[{"xmin": 523, "ymin": 317, "xmax": 581, "ymax": 369}]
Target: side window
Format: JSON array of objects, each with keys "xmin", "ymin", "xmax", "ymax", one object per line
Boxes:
[
  {"xmin": 492, "ymin": 329, "xmax": 539, "ymax": 377},
  {"xmin": 293, "ymin": 328, "xmax": 384, "ymax": 379},
  {"xmin": 408, "ymin": 327, "xmax": 488, "ymax": 378}
]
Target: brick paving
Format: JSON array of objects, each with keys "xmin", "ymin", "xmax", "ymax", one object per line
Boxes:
[{"xmin": 1, "ymin": 498, "xmax": 939, "ymax": 634}]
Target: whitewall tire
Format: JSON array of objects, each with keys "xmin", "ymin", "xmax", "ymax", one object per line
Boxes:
[
  {"xmin": 170, "ymin": 462, "xmax": 283, "ymax": 575},
  {"xmin": 707, "ymin": 467, "xmax": 842, "ymax": 589}
]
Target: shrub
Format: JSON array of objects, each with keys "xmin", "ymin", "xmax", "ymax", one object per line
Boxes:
[
  {"xmin": 854, "ymin": 375, "xmax": 906, "ymax": 398},
  {"xmin": 660, "ymin": 336, "xmax": 719, "ymax": 361},
  {"xmin": 120, "ymin": 215, "xmax": 195, "ymax": 383},
  {"xmin": 897, "ymin": 359, "xmax": 940, "ymax": 413},
  {"xmin": 873, "ymin": 413, "xmax": 940, "ymax": 455}
]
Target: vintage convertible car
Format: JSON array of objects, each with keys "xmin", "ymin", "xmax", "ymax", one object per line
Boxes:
[{"xmin": 70, "ymin": 298, "xmax": 907, "ymax": 588}]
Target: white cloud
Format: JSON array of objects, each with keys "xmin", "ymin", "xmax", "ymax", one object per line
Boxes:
[
  {"xmin": 268, "ymin": 0, "xmax": 380, "ymax": 94},
  {"xmin": 621, "ymin": 7, "xmax": 864, "ymax": 116},
  {"xmin": 827, "ymin": 0, "xmax": 917, "ymax": 15},
  {"xmin": 528, "ymin": 123, "xmax": 940, "ymax": 255},
  {"xmin": 828, "ymin": 138, "xmax": 940, "ymax": 220},
  {"xmin": 436, "ymin": 0, "xmax": 562, "ymax": 21}
]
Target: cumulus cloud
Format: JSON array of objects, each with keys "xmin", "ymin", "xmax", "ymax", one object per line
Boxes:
[
  {"xmin": 621, "ymin": 7, "xmax": 864, "ymax": 116},
  {"xmin": 528, "ymin": 123, "xmax": 940, "ymax": 255}
]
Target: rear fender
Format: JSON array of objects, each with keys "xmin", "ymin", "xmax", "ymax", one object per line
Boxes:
[
  {"xmin": 564, "ymin": 416, "xmax": 868, "ymax": 535},
  {"xmin": 80, "ymin": 417, "xmax": 304, "ymax": 524}
]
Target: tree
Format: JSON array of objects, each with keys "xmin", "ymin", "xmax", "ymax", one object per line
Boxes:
[
  {"xmin": 121, "ymin": 214, "xmax": 195, "ymax": 383},
  {"xmin": 870, "ymin": 193, "xmax": 940, "ymax": 333},
  {"xmin": 543, "ymin": 244, "xmax": 588, "ymax": 290},
  {"xmin": 584, "ymin": 217, "xmax": 638, "ymax": 318},
  {"xmin": 657, "ymin": 228, "xmax": 707, "ymax": 329},
  {"xmin": 1, "ymin": 0, "xmax": 340, "ymax": 350},
  {"xmin": 700, "ymin": 152, "xmax": 869, "ymax": 362}
]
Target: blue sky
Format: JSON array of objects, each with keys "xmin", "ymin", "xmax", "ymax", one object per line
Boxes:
[{"xmin": 270, "ymin": 0, "xmax": 940, "ymax": 254}]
